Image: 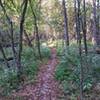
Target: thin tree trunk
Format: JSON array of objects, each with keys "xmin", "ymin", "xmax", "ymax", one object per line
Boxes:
[
  {"xmin": 24, "ymin": 30, "xmax": 33, "ymax": 47},
  {"xmin": 62, "ymin": 0, "xmax": 69, "ymax": 47},
  {"xmin": 29, "ymin": 0, "xmax": 42, "ymax": 60},
  {"xmin": 17, "ymin": 0, "xmax": 28, "ymax": 81},
  {"xmin": 83, "ymin": 0, "xmax": 88, "ymax": 55},
  {"xmin": 93, "ymin": 0, "xmax": 98, "ymax": 45},
  {"xmin": 92, "ymin": 0, "xmax": 100, "ymax": 54},
  {"xmin": 10, "ymin": 21, "xmax": 18, "ymax": 64},
  {"xmin": 0, "ymin": 32, "xmax": 10, "ymax": 68},
  {"xmin": 97, "ymin": 0, "xmax": 100, "ymax": 45},
  {"xmin": 0, "ymin": 0, "xmax": 17, "ymax": 66},
  {"xmin": 24, "ymin": 30, "xmax": 36, "ymax": 57},
  {"xmin": 0, "ymin": 45, "xmax": 10, "ymax": 68},
  {"xmin": 77, "ymin": 0, "xmax": 84, "ymax": 99},
  {"xmin": 74, "ymin": 0, "xmax": 79, "ymax": 43}
]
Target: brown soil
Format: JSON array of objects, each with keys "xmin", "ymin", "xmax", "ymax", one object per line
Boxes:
[{"xmin": 11, "ymin": 48, "xmax": 62, "ymax": 100}]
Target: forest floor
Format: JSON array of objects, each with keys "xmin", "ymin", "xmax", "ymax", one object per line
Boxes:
[{"xmin": 11, "ymin": 48, "xmax": 63, "ymax": 100}]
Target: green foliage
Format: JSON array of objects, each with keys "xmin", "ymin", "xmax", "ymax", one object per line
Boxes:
[
  {"xmin": 56, "ymin": 44, "xmax": 64, "ymax": 56},
  {"xmin": 22, "ymin": 45, "xmax": 51, "ymax": 80},
  {"xmin": 23, "ymin": 61, "xmax": 38, "ymax": 78},
  {"xmin": 22, "ymin": 47, "xmax": 35, "ymax": 60},
  {"xmin": 0, "ymin": 45, "xmax": 51, "ymax": 95},
  {"xmin": 41, "ymin": 45, "xmax": 51, "ymax": 58},
  {"xmin": 91, "ymin": 54, "xmax": 100, "ymax": 80},
  {"xmin": 55, "ymin": 58, "xmax": 73, "ymax": 81},
  {"xmin": 0, "ymin": 68, "xmax": 18, "ymax": 95},
  {"xmin": 55, "ymin": 44, "xmax": 100, "ymax": 96},
  {"xmin": 22, "ymin": 47, "xmax": 39, "ymax": 79}
]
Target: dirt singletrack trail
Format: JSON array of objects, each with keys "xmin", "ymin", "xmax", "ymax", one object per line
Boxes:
[{"xmin": 13, "ymin": 48, "xmax": 62, "ymax": 100}]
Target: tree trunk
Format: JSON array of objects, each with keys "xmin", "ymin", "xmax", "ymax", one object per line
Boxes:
[
  {"xmin": 62, "ymin": 0, "xmax": 69, "ymax": 47},
  {"xmin": 74, "ymin": 0, "xmax": 79, "ymax": 43},
  {"xmin": 0, "ymin": 0, "xmax": 17, "ymax": 66},
  {"xmin": 93, "ymin": 0, "xmax": 100, "ymax": 54},
  {"xmin": 93, "ymin": 0, "xmax": 98, "ymax": 45},
  {"xmin": 0, "ymin": 32, "xmax": 10, "ymax": 68},
  {"xmin": 29, "ymin": 0, "xmax": 42, "ymax": 60},
  {"xmin": 83, "ymin": 0, "xmax": 88, "ymax": 55},
  {"xmin": 24, "ymin": 30, "xmax": 36, "ymax": 57},
  {"xmin": 17, "ymin": 0, "xmax": 28, "ymax": 81},
  {"xmin": 77, "ymin": 0, "xmax": 84, "ymax": 99},
  {"xmin": 97, "ymin": 0, "xmax": 100, "ymax": 45},
  {"xmin": 97, "ymin": 0, "xmax": 100, "ymax": 48}
]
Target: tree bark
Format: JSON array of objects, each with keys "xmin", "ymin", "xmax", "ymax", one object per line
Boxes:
[
  {"xmin": 17, "ymin": 0, "xmax": 28, "ymax": 81},
  {"xmin": 29, "ymin": 0, "xmax": 42, "ymax": 60},
  {"xmin": 93, "ymin": 0, "xmax": 99, "ymax": 45},
  {"xmin": 97, "ymin": 0, "xmax": 100, "ymax": 45},
  {"xmin": 83, "ymin": 0, "xmax": 88, "ymax": 55},
  {"xmin": 24, "ymin": 30, "xmax": 33, "ymax": 47},
  {"xmin": 0, "ymin": 0, "xmax": 17, "ymax": 66},
  {"xmin": 77, "ymin": 0, "xmax": 84, "ymax": 99},
  {"xmin": 0, "ymin": 32, "xmax": 10, "ymax": 68},
  {"xmin": 74, "ymin": 0, "xmax": 79, "ymax": 43},
  {"xmin": 62, "ymin": 0, "xmax": 69, "ymax": 47}
]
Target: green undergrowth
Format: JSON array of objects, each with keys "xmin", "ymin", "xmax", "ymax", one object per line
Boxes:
[
  {"xmin": 0, "ymin": 45, "xmax": 51, "ymax": 96},
  {"xmin": 55, "ymin": 43, "xmax": 100, "ymax": 99}
]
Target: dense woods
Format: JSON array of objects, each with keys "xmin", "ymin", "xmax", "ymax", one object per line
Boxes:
[{"xmin": 0, "ymin": 0, "xmax": 100, "ymax": 100}]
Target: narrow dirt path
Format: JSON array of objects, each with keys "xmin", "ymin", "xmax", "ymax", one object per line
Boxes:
[{"xmin": 13, "ymin": 48, "xmax": 62, "ymax": 100}]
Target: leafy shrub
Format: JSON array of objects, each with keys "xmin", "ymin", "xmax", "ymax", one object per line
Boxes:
[
  {"xmin": 55, "ymin": 60, "xmax": 72, "ymax": 81},
  {"xmin": 55, "ymin": 44, "xmax": 100, "ymax": 96},
  {"xmin": 22, "ymin": 47, "xmax": 35, "ymax": 60},
  {"xmin": 22, "ymin": 45, "xmax": 51, "ymax": 80},
  {"xmin": 92, "ymin": 55, "xmax": 100, "ymax": 80},
  {"xmin": 41, "ymin": 45, "xmax": 51, "ymax": 58},
  {"xmin": 21, "ymin": 47, "xmax": 40, "ymax": 80},
  {"xmin": 56, "ymin": 45, "xmax": 63, "ymax": 56},
  {"xmin": 22, "ymin": 60, "xmax": 38, "ymax": 80},
  {"xmin": 0, "ymin": 68, "xmax": 18, "ymax": 95},
  {"xmin": 0, "ymin": 46, "xmax": 44, "ymax": 95}
]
